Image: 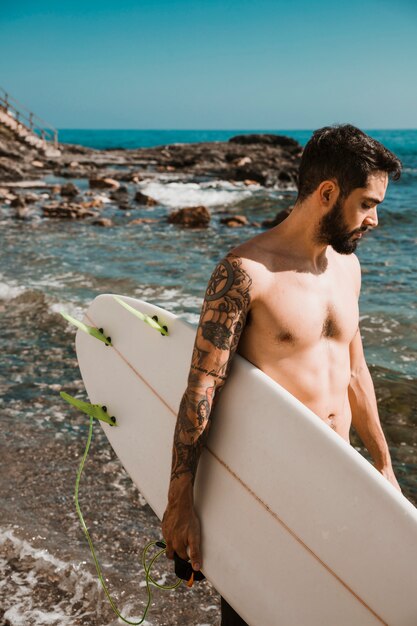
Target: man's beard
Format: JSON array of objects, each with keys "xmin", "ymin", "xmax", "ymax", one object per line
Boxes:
[{"xmin": 315, "ymin": 196, "xmax": 368, "ymax": 254}]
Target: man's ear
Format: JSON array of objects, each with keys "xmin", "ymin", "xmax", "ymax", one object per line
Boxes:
[{"xmin": 318, "ymin": 179, "xmax": 338, "ymax": 206}]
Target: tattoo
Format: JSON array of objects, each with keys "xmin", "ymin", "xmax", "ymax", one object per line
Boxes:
[
  {"xmin": 170, "ymin": 254, "xmax": 252, "ymax": 483},
  {"xmin": 171, "ymin": 374, "xmax": 216, "ymax": 481},
  {"xmin": 191, "ymin": 364, "xmax": 227, "ymax": 381}
]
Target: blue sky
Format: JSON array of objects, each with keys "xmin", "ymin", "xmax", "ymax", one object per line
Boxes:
[{"xmin": 0, "ymin": 0, "xmax": 416, "ymax": 129}]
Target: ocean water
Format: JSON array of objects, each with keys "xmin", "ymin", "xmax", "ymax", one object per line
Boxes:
[{"xmin": 1, "ymin": 129, "xmax": 416, "ymax": 625}]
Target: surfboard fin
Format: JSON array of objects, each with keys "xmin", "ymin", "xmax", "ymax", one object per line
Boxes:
[
  {"xmin": 60, "ymin": 312, "xmax": 113, "ymax": 346},
  {"xmin": 60, "ymin": 391, "xmax": 117, "ymax": 426},
  {"xmin": 113, "ymin": 295, "xmax": 169, "ymax": 335}
]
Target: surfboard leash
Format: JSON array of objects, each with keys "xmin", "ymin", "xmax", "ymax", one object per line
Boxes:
[
  {"xmin": 59, "ymin": 304, "xmax": 192, "ymax": 625},
  {"xmin": 60, "ymin": 305, "xmax": 208, "ymax": 622},
  {"xmin": 69, "ymin": 404, "xmax": 183, "ymax": 626}
]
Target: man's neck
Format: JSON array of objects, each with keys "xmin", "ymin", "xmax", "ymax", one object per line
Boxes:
[{"xmin": 269, "ymin": 202, "xmax": 330, "ymax": 273}]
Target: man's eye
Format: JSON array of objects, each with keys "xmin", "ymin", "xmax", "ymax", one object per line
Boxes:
[{"xmin": 362, "ymin": 204, "xmax": 372, "ymax": 210}]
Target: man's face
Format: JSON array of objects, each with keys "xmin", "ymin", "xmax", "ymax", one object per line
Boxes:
[{"xmin": 316, "ymin": 171, "xmax": 388, "ymax": 254}]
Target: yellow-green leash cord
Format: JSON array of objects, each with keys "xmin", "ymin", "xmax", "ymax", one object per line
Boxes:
[{"xmin": 75, "ymin": 416, "xmax": 182, "ymax": 625}]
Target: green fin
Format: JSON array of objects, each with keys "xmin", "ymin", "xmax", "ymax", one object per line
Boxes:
[
  {"xmin": 60, "ymin": 391, "xmax": 117, "ymax": 426},
  {"xmin": 113, "ymin": 295, "xmax": 168, "ymax": 335},
  {"xmin": 60, "ymin": 312, "xmax": 112, "ymax": 346}
]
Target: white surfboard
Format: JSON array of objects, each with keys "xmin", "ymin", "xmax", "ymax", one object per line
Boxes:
[{"xmin": 74, "ymin": 294, "xmax": 417, "ymax": 626}]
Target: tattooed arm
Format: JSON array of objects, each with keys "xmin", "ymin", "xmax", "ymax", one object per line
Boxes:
[{"xmin": 161, "ymin": 254, "xmax": 253, "ymax": 572}]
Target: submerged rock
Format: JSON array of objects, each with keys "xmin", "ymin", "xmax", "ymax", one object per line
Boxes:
[
  {"xmin": 129, "ymin": 217, "xmax": 159, "ymax": 225},
  {"xmin": 220, "ymin": 215, "xmax": 249, "ymax": 227},
  {"xmin": 91, "ymin": 217, "xmax": 113, "ymax": 227},
  {"xmin": 167, "ymin": 205, "xmax": 210, "ymax": 228}
]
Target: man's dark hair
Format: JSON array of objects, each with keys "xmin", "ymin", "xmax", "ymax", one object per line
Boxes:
[{"xmin": 296, "ymin": 123, "xmax": 402, "ymax": 203}]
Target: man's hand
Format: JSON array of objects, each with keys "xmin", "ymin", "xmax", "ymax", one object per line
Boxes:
[
  {"xmin": 378, "ymin": 464, "xmax": 402, "ymax": 493},
  {"xmin": 162, "ymin": 497, "xmax": 202, "ymax": 572}
]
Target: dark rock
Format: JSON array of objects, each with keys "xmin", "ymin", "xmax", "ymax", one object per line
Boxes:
[
  {"xmin": 60, "ymin": 182, "xmax": 80, "ymax": 198},
  {"xmin": 261, "ymin": 208, "xmax": 292, "ymax": 228},
  {"xmin": 228, "ymin": 134, "xmax": 301, "ymax": 150},
  {"xmin": 89, "ymin": 177, "xmax": 120, "ymax": 190},
  {"xmin": 110, "ymin": 186, "xmax": 129, "ymax": 205},
  {"xmin": 231, "ymin": 167, "xmax": 269, "ymax": 186},
  {"xmin": 42, "ymin": 202, "xmax": 98, "ymax": 219},
  {"xmin": 167, "ymin": 205, "xmax": 210, "ymax": 228},
  {"xmin": 278, "ymin": 171, "xmax": 292, "ymax": 182},
  {"xmin": 220, "ymin": 215, "xmax": 249, "ymax": 227},
  {"xmin": 10, "ymin": 195, "xmax": 26, "ymax": 208},
  {"xmin": 134, "ymin": 191, "xmax": 158, "ymax": 206}
]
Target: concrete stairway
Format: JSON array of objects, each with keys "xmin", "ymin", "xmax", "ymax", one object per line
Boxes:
[{"xmin": 0, "ymin": 87, "xmax": 61, "ymax": 158}]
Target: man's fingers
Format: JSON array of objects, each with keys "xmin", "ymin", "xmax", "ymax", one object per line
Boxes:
[
  {"xmin": 165, "ymin": 540, "xmax": 174, "ymax": 560},
  {"xmin": 175, "ymin": 546, "xmax": 189, "ymax": 561},
  {"xmin": 188, "ymin": 533, "xmax": 202, "ymax": 571}
]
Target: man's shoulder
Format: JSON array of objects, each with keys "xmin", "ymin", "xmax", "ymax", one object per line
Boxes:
[
  {"xmin": 331, "ymin": 249, "xmax": 361, "ymax": 294},
  {"xmin": 223, "ymin": 246, "xmax": 269, "ymax": 293},
  {"xmin": 205, "ymin": 246, "xmax": 267, "ymax": 306},
  {"xmin": 343, "ymin": 251, "xmax": 361, "ymax": 277}
]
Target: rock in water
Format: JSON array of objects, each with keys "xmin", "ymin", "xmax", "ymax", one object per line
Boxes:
[
  {"xmin": 220, "ymin": 215, "xmax": 249, "ymax": 227},
  {"xmin": 60, "ymin": 182, "xmax": 80, "ymax": 198},
  {"xmin": 91, "ymin": 218, "xmax": 113, "ymax": 227},
  {"xmin": 167, "ymin": 206, "xmax": 210, "ymax": 228},
  {"xmin": 89, "ymin": 177, "xmax": 120, "ymax": 190},
  {"xmin": 134, "ymin": 191, "xmax": 158, "ymax": 206},
  {"xmin": 228, "ymin": 134, "xmax": 301, "ymax": 149}
]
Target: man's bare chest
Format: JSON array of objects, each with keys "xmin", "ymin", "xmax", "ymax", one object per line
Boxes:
[{"xmin": 246, "ymin": 270, "xmax": 359, "ymax": 348}]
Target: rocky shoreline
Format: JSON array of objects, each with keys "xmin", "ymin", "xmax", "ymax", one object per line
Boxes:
[{"xmin": 0, "ymin": 130, "xmax": 301, "ymax": 228}]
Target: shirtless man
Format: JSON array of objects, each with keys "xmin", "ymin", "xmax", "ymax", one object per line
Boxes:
[{"xmin": 162, "ymin": 124, "xmax": 402, "ymax": 625}]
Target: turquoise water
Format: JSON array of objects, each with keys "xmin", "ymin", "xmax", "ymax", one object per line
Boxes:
[{"xmin": 0, "ymin": 129, "xmax": 416, "ymax": 625}]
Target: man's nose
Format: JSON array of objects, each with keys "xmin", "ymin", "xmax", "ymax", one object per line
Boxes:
[{"xmin": 363, "ymin": 207, "xmax": 378, "ymax": 228}]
